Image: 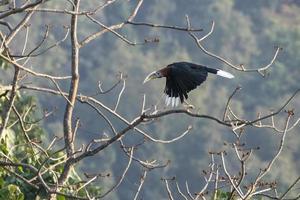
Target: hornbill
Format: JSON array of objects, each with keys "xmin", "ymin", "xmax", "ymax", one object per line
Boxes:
[{"xmin": 143, "ymin": 62, "xmax": 234, "ymax": 107}]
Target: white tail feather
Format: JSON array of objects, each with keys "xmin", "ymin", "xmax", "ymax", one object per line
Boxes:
[{"xmin": 217, "ymin": 70, "xmax": 234, "ymax": 79}]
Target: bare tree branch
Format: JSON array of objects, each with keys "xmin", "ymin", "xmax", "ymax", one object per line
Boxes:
[
  {"xmin": 79, "ymin": 0, "xmax": 143, "ymax": 47},
  {"xmin": 58, "ymin": 0, "xmax": 81, "ymax": 185},
  {"xmin": 0, "ymin": 0, "xmax": 45, "ymax": 20},
  {"xmin": 186, "ymin": 19, "xmax": 282, "ymax": 76}
]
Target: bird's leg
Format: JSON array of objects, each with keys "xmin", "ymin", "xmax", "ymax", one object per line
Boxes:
[{"xmin": 183, "ymin": 100, "xmax": 195, "ymax": 110}]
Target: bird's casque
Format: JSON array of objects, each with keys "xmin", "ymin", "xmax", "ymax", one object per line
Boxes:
[{"xmin": 144, "ymin": 62, "xmax": 234, "ymax": 107}]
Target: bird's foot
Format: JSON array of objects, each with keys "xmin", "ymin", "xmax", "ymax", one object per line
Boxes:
[{"xmin": 183, "ymin": 101, "xmax": 195, "ymax": 110}]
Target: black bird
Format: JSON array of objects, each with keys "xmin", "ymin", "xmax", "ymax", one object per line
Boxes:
[{"xmin": 143, "ymin": 62, "xmax": 234, "ymax": 107}]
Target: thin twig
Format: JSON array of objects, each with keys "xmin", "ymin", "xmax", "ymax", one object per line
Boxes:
[
  {"xmin": 114, "ymin": 75, "xmax": 126, "ymax": 111},
  {"xmin": 279, "ymin": 177, "xmax": 300, "ymax": 199},
  {"xmin": 0, "ymin": 0, "xmax": 45, "ymax": 20},
  {"xmin": 0, "ymin": 54, "xmax": 71, "ymax": 79},
  {"xmin": 133, "ymin": 170, "xmax": 148, "ymax": 200},
  {"xmin": 127, "ymin": 21, "xmax": 203, "ymax": 32},
  {"xmin": 164, "ymin": 179, "xmax": 174, "ymax": 200},
  {"xmin": 80, "ymin": 0, "xmax": 143, "ymax": 46},
  {"xmin": 246, "ymin": 113, "xmax": 292, "ymax": 199},
  {"xmin": 186, "ymin": 19, "xmax": 281, "ymax": 76},
  {"xmin": 221, "ymin": 152, "xmax": 244, "ymax": 198},
  {"xmin": 223, "ymin": 86, "xmax": 241, "ymax": 121},
  {"xmin": 175, "ymin": 181, "xmax": 188, "ymax": 200},
  {"xmin": 98, "ymin": 147, "xmax": 134, "ymax": 198}
]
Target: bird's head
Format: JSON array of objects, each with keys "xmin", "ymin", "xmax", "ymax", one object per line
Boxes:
[{"xmin": 143, "ymin": 70, "xmax": 163, "ymax": 84}]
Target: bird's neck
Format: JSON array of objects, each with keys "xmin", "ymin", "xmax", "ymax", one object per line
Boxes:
[{"xmin": 159, "ymin": 67, "xmax": 171, "ymax": 77}]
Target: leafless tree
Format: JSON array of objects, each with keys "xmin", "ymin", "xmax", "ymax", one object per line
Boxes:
[{"xmin": 0, "ymin": 1, "xmax": 299, "ymax": 199}]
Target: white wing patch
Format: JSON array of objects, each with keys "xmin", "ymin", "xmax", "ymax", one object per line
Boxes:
[
  {"xmin": 175, "ymin": 97, "xmax": 180, "ymax": 107},
  {"xmin": 165, "ymin": 95, "xmax": 180, "ymax": 107},
  {"xmin": 165, "ymin": 96, "xmax": 171, "ymax": 106},
  {"xmin": 172, "ymin": 97, "xmax": 175, "ymax": 107}
]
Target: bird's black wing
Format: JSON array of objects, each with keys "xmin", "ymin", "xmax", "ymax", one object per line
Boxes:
[{"xmin": 164, "ymin": 62, "xmax": 208, "ymax": 102}]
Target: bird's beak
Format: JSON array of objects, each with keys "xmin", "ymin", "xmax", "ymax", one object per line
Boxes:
[{"xmin": 143, "ymin": 71, "xmax": 157, "ymax": 84}]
